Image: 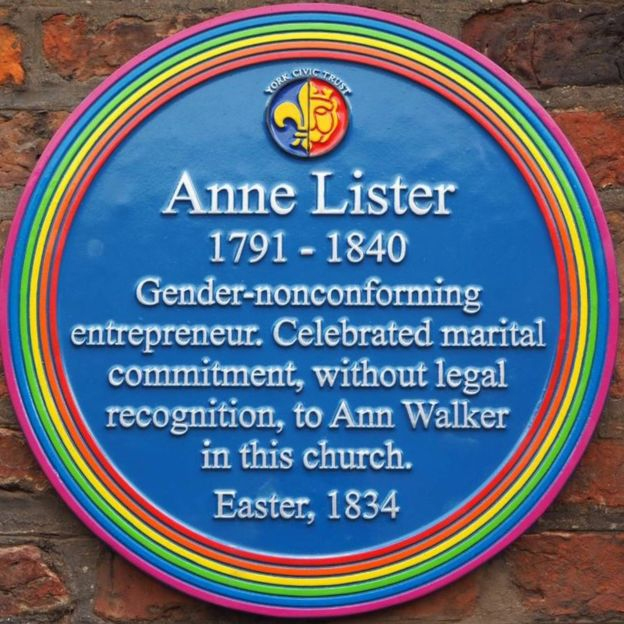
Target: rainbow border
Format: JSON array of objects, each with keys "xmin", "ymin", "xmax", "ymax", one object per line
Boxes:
[{"xmin": 0, "ymin": 4, "xmax": 617, "ymax": 617}]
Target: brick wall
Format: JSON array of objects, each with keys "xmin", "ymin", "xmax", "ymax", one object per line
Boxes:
[{"xmin": 0, "ymin": 1, "xmax": 622, "ymax": 623}]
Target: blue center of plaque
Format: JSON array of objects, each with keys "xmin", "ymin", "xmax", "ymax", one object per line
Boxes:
[{"xmin": 57, "ymin": 61, "xmax": 559, "ymax": 556}]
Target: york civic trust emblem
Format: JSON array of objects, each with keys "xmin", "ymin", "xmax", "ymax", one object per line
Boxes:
[{"xmin": 266, "ymin": 72, "xmax": 350, "ymax": 158}]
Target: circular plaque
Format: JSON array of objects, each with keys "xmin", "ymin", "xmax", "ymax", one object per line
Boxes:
[{"xmin": 0, "ymin": 4, "xmax": 617, "ymax": 617}]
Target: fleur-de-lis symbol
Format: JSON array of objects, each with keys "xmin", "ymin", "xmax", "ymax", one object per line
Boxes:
[
  {"xmin": 273, "ymin": 82, "xmax": 312, "ymax": 151},
  {"xmin": 273, "ymin": 81, "xmax": 340, "ymax": 154}
]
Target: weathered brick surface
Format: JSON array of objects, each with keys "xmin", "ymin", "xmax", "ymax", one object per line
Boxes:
[
  {"xmin": 93, "ymin": 552, "xmax": 208, "ymax": 622},
  {"xmin": 0, "ymin": 355, "xmax": 13, "ymax": 430},
  {"xmin": 0, "ymin": 544, "xmax": 70, "ymax": 618},
  {"xmin": 0, "ymin": 111, "xmax": 69, "ymax": 188},
  {"xmin": 559, "ymin": 439, "xmax": 624, "ymax": 507},
  {"xmin": 606, "ymin": 210, "xmax": 624, "ymax": 317},
  {"xmin": 552, "ymin": 110, "xmax": 624, "ymax": 190},
  {"xmin": 43, "ymin": 14, "xmax": 211, "ymax": 81},
  {"xmin": 611, "ymin": 318, "xmax": 624, "ymax": 400},
  {"xmin": 507, "ymin": 532, "xmax": 624, "ymax": 619},
  {"xmin": 0, "ymin": 23, "xmax": 24, "ymax": 86},
  {"xmin": 0, "ymin": 427, "xmax": 49, "ymax": 492},
  {"xmin": 0, "ymin": 370, "xmax": 6, "ymax": 400},
  {"xmin": 0, "ymin": 491, "xmax": 88, "ymax": 537},
  {"xmin": 0, "ymin": 221, "xmax": 14, "ymax": 425},
  {"xmin": 462, "ymin": 2, "xmax": 624, "ymax": 88},
  {"xmin": 0, "ymin": 218, "xmax": 10, "ymax": 260},
  {"xmin": 599, "ymin": 398, "xmax": 624, "ymax": 439}
]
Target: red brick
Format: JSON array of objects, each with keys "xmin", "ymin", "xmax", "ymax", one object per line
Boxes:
[
  {"xmin": 0, "ymin": 198, "xmax": 7, "ymax": 389},
  {"xmin": 611, "ymin": 317, "xmax": 624, "ymax": 400},
  {"xmin": 0, "ymin": 111, "xmax": 69, "ymax": 188},
  {"xmin": 462, "ymin": 3, "xmax": 624, "ymax": 88},
  {"xmin": 400, "ymin": 573, "xmax": 478, "ymax": 621},
  {"xmin": 559, "ymin": 439, "xmax": 624, "ymax": 506},
  {"xmin": 0, "ymin": 219, "xmax": 11, "ymax": 263},
  {"xmin": 0, "ymin": 544, "xmax": 70, "ymax": 617},
  {"xmin": 0, "ymin": 222, "xmax": 8, "ymax": 422},
  {"xmin": 94, "ymin": 552, "xmax": 198, "ymax": 622},
  {"xmin": 507, "ymin": 532, "xmax": 624, "ymax": 618},
  {"xmin": 0, "ymin": 427, "xmax": 49, "ymax": 492},
  {"xmin": 551, "ymin": 110, "xmax": 624, "ymax": 189},
  {"xmin": 599, "ymin": 398, "xmax": 624, "ymax": 439},
  {"xmin": 0, "ymin": 24, "xmax": 24, "ymax": 86},
  {"xmin": 43, "ymin": 14, "xmax": 209, "ymax": 81},
  {"xmin": 607, "ymin": 210, "xmax": 624, "ymax": 318}
]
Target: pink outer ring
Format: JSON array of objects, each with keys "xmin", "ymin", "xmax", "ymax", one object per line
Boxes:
[{"xmin": 0, "ymin": 3, "xmax": 618, "ymax": 617}]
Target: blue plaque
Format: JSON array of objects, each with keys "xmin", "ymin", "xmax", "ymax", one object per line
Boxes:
[{"xmin": 0, "ymin": 4, "xmax": 617, "ymax": 617}]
